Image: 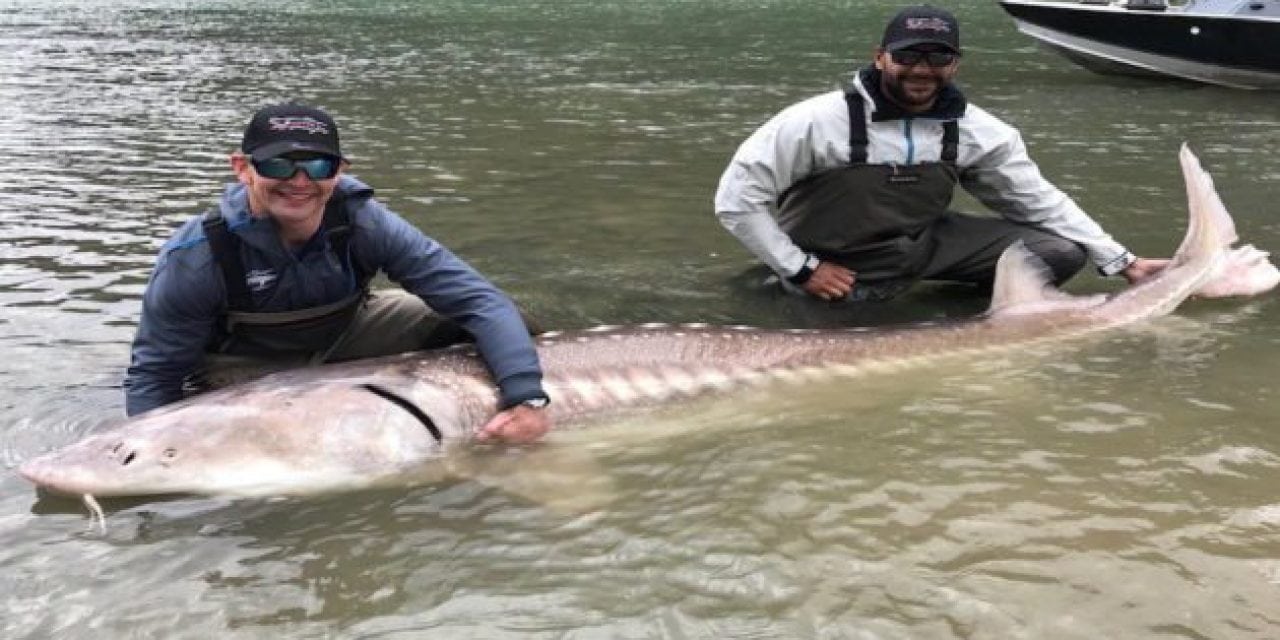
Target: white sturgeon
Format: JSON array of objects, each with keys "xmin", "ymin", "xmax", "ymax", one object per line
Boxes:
[{"xmin": 17, "ymin": 146, "xmax": 1279, "ymax": 509}]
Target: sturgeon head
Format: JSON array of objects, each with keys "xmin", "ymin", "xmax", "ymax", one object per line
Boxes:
[{"xmin": 18, "ymin": 362, "xmax": 483, "ymax": 498}]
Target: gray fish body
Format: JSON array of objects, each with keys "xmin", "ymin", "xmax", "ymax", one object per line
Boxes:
[{"xmin": 16, "ymin": 146, "xmax": 1274, "ymax": 499}]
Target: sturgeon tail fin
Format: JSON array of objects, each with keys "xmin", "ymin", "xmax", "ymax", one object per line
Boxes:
[
  {"xmin": 1174, "ymin": 143, "xmax": 1238, "ymax": 267},
  {"xmin": 1178, "ymin": 144, "xmax": 1280, "ymax": 298}
]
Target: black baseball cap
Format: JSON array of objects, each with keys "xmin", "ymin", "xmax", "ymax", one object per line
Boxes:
[
  {"xmin": 241, "ymin": 103, "xmax": 343, "ymax": 161},
  {"xmin": 882, "ymin": 5, "xmax": 961, "ymax": 54}
]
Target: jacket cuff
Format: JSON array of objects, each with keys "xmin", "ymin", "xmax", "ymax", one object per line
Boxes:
[
  {"xmin": 497, "ymin": 372, "xmax": 548, "ymax": 409},
  {"xmin": 1097, "ymin": 251, "xmax": 1137, "ymax": 277},
  {"xmin": 786, "ymin": 254, "xmax": 820, "ymax": 285}
]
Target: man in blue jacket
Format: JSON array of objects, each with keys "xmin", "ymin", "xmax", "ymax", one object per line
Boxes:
[{"xmin": 124, "ymin": 103, "xmax": 550, "ymax": 443}]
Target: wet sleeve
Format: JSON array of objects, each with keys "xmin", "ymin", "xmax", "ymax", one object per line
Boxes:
[
  {"xmin": 959, "ymin": 114, "xmax": 1132, "ymax": 270},
  {"xmin": 713, "ymin": 99, "xmax": 831, "ymax": 278},
  {"xmin": 356, "ymin": 201, "xmax": 545, "ymax": 407},
  {"xmin": 123, "ymin": 252, "xmax": 221, "ymax": 416}
]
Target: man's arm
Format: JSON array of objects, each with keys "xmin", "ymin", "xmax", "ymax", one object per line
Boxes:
[
  {"xmin": 356, "ymin": 201, "xmax": 546, "ymax": 409},
  {"xmin": 713, "ymin": 93, "xmax": 846, "ymax": 281},
  {"xmin": 957, "ymin": 108, "xmax": 1138, "ymax": 274},
  {"xmin": 357, "ymin": 202, "xmax": 550, "ymax": 443},
  {"xmin": 124, "ymin": 252, "xmax": 221, "ymax": 416}
]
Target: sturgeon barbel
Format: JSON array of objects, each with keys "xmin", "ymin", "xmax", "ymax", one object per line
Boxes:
[{"xmin": 17, "ymin": 145, "xmax": 1280, "ymax": 508}]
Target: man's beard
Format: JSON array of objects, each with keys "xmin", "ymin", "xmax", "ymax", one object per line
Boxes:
[{"xmin": 881, "ymin": 72, "xmax": 941, "ymax": 110}]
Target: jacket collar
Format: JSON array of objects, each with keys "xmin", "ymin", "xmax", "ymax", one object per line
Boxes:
[
  {"xmin": 216, "ymin": 175, "xmax": 372, "ymax": 255},
  {"xmin": 216, "ymin": 185, "xmax": 278, "ymax": 254},
  {"xmin": 856, "ymin": 67, "xmax": 967, "ymax": 122}
]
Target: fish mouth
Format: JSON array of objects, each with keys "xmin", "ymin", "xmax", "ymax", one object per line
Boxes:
[
  {"xmin": 17, "ymin": 456, "xmax": 96, "ymax": 497},
  {"xmin": 18, "ymin": 461, "xmax": 60, "ymax": 494},
  {"xmin": 17, "ymin": 456, "xmax": 46, "ymax": 484}
]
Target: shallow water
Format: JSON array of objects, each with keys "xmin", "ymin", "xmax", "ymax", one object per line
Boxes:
[{"xmin": 2, "ymin": 0, "xmax": 1279, "ymax": 638}]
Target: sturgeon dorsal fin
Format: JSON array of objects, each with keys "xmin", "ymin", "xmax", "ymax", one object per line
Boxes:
[{"xmin": 986, "ymin": 240, "xmax": 1080, "ymax": 317}]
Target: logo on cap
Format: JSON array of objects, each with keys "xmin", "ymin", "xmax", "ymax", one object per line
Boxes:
[
  {"xmin": 242, "ymin": 104, "xmax": 343, "ymax": 161},
  {"xmin": 267, "ymin": 116, "xmax": 330, "ymax": 136},
  {"xmin": 904, "ymin": 17, "xmax": 952, "ymax": 33}
]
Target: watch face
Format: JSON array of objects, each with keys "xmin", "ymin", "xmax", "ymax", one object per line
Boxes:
[{"xmin": 521, "ymin": 397, "xmax": 550, "ymax": 409}]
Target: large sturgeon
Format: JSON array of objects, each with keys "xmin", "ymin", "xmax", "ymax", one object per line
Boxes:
[{"xmin": 16, "ymin": 146, "xmax": 1279, "ymax": 520}]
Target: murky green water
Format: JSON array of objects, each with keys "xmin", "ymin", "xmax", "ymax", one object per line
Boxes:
[{"xmin": 2, "ymin": 0, "xmax": 1279, "ymax": 637}]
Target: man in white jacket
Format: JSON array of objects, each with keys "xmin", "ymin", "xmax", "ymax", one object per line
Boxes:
[{"xmin": 714, "ymin": 4, "xmax": 1166, "ymax": 301}]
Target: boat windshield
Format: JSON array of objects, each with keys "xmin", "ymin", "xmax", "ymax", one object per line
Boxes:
[{"xmin": 1179, "ymin": 0, "xmax": 1280, "ymax": 16}]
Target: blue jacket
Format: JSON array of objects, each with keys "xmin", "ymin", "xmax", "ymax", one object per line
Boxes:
[{"xmin": 124, "ymin": 176, "xmax": 544, "ymax": 416}]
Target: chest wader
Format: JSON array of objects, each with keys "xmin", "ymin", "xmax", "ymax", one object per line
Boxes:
[
  {"xmin": 776, "ymin": 91, "xmax": 959, "ymax": 300},
  {"xmin": 202, "ymin": 195, "xmax": 371, "ymax": 370}
]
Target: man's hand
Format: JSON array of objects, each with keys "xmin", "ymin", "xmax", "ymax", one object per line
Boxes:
[
  {"xmin": 1121, "ymin": 257, "xmax": 1170, "ymax": 284},
  {"xmin": 802, "ymin": 261, "xmax": 857, "ymax": 300},
  {"xmin": 475, "ymin": 404, "xmax": 551, "ymax": 444}
]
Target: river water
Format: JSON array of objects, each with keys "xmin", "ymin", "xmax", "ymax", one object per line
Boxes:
[{"xmin": 1, "ymin": 0, "xmax": 1278, "ymax": 637}]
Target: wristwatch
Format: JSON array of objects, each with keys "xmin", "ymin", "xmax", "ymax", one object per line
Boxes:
[
  {"xmin": 1098, "ymin": 251, "xmax": 1137, "ymax": 277},
  {"xmin": 787, "ymin": 254, "xmax": 821, "ymax": 285},
  {"xmin": 519, "ymin": 395, "xmax": 550, "ymax": 409}
]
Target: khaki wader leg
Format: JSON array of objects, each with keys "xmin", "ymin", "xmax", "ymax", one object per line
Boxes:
[
  {"xmin": 325, "ymin": 289, "xmax": 544, "ymax": 361},
  {"xmin": 198, "ymin": 290, "xmax": 453, "ymax": 390},
  {"xmin": 199, "ymin": 290, "xmax": 542, "ymax": 390},
  {"xmin": 324, "ymin": 289, "xmax": 471, "ymax": 361}
]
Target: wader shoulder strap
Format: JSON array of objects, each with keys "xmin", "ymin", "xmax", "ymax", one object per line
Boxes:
[
  {"xmin": 844, "ymin": 90, "xmax": 869, "ymax": 164},
  {"xmin": 322, "ymin": 194, "xmax": 351, "ymax": 266},
  {"xmin": 941, "ymin": 120, "xmax": 959, "ymax": 164},
  {"xmin": 843, "ymin": 90, "xmax": 961, "ymax": 165},
  {"xmin": 202, "ymin": 209, "xmax": 253, "ymax": 311},
  {"xmin": 321, "ymin": 194, "xmax": 372, "ymax": 287}
]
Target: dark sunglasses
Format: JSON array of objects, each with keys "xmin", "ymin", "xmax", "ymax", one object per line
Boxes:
[
  {"xmin": 251, "ymin": 155, "xmax": 341, "ymax": 180},
  {"xmin": 889, "ymin": 49, "xmax": 959, "ymax": 68}
]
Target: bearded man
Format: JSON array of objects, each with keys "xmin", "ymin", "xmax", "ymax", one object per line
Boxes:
[{"xmin": 714, "ymin": 4, "xmax": 1166, "ymax": 302}]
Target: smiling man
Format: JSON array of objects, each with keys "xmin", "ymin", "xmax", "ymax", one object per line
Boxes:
[
  {"xmin": 124, "ymin": 103, "xmax": 551, "ymax": 444},
  {"xmin": 715, "ymin": 5, "xmax": 1166, "ymax": 302}
]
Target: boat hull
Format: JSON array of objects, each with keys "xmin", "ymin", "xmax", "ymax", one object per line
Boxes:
[{"xmin": 999, "ymin": 0, "xmax": 1280, "ymax": 90}]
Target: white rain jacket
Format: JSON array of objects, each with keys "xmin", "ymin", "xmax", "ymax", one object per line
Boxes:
[{"xmin": 714, "ymin": 69, "xmax": 1136, "ymax": 280}]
